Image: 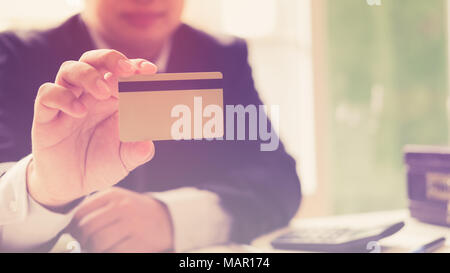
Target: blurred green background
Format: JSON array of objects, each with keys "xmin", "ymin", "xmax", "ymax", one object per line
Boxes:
[{"xmin": 326, "ymin": 0, "xmax": 449, "ymax": 214}]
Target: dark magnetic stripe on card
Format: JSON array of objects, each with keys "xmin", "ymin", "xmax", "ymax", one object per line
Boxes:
[{"xmin": 119, "ymin": 79, "xmax": 223, "ymax": 92}]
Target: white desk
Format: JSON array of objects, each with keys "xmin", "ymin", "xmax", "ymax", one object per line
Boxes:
[{"xmin": 193, "ymin": 210, "xmax": 450, "ymax": 253}]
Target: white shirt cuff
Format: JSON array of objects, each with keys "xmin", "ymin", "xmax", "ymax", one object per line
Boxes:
[
  {"xmin": 151, "ymin": 187, "xmax": 232, "ymax": 252},
  {"xmin": 0, "ymin": 155, "xmax": 76, "ymax": 251}
]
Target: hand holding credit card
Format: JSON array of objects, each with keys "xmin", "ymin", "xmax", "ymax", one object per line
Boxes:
[{"xmin": 119, "ymin": 72, "xmax": 224, "ymax": 142}]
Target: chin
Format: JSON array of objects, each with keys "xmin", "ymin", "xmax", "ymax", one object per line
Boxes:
[
  {"xmin": 124, "ymin": 24, "xmax": 171, "ymax": 39},
  {"xmin": 118, "ymin": 31, "xmax": 166, "ymax": 45}
]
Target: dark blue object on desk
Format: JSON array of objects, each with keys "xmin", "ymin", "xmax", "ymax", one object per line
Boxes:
[{"xmin": 404, "ymin": 145, "xmax": 450, "ymax": 227}]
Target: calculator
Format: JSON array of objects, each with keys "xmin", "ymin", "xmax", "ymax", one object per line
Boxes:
[{"xmin": 271, "ymin": 221, "xmax": 405, "ymax": 253}]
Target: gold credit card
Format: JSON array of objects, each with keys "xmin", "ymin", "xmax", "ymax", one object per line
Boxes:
[{"xmin": 119, "ymin": 72, "xmax": 224, "ymax": 142}]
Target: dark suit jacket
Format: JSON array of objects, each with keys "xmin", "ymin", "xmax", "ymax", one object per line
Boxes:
[{"xmin": 0, "ymin": 15, "xmax": 301, "ymax": 244}]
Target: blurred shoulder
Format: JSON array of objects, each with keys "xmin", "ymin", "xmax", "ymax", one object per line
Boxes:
[
  {"xmin": 0, "ymin": 15, "xmax": 90, "ymax": 62},
  {"xmin": 0, "ymin": 29, "xmax": 48, "ymax": 61}
]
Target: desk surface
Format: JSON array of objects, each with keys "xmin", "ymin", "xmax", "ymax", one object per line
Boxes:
[
  {"xmin": 54, "ymin": 210, "xmax": 450, "ymax": 253},
  {"xmin": 194, "ymin": 210, "xmax": 450, "ymax": 253}
]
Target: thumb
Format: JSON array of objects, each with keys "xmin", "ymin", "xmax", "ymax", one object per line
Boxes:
[{"xmin": 120, "ymin": 141, "xmax": 155, "ymax": 172}]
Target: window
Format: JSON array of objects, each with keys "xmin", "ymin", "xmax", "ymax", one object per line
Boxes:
[
  {"xmin": 0, "ymin": 0, "xmax": 83, "ymax": 30},
  {"xmin": 323, "ymin": 0, "xmax": 448, "ymax": 214}
]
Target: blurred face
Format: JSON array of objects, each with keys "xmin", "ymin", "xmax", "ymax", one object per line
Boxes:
[{"xmin": 83, "ymin": 0, "xmax": 184, "ymax": 45}]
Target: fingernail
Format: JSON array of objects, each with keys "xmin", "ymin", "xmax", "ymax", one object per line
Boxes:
[
  {"xmin": 96, "ymin": 79, "xmax": 111, "ymax": 97},
  {"xmin": 118, "ymin": 59, "xmax": 135, "ymax": 74},
  {"xmin": 140, "ymin": 61, "xmax": 157, "ymax": 72}
]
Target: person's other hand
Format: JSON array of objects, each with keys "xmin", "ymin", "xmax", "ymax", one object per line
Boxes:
[
  {"xmin": 27, "ymin": 49, "xmax": 158, "ymax": 208},
  {"xmin": 69, "ymin": 187, "xmax": 174, "ymax": 253}
]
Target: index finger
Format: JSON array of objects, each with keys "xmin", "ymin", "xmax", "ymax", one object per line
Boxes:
[{"xmin": 79, "ymin": 49, "xmax": 136, "ymax": 77}]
